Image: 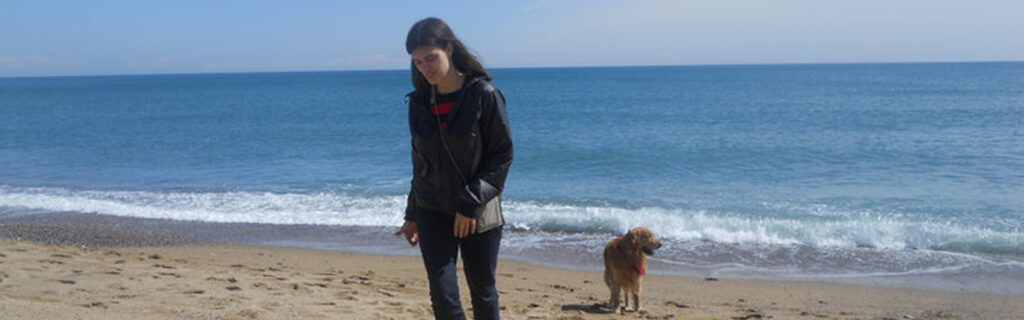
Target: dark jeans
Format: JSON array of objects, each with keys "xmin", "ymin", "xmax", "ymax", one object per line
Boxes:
[{"xmin": 416, "ymin": 209, "xmax": 502, "ymax": 320}]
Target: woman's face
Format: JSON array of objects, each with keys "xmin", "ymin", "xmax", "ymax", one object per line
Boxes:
[{"xmin": 411, "ymin": 45, "xmax": 451, "ymax": 85}]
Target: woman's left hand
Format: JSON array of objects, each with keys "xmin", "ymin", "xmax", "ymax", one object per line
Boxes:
[{"xmin": 453, "ymin": 212, "xmax": 476, "ymax": 238}]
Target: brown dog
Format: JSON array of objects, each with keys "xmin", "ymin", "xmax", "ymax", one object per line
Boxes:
[{"xmin": 603, "ymin": 227, "xmax": 661, "ymax": 313}]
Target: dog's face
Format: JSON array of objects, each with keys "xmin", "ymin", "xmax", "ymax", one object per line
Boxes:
[{"xmin": 629, "ymin": 227, "xmax": 661, "ymax": 256}]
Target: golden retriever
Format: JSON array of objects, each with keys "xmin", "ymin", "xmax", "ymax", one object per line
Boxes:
[{"xmin": 603, "ymin": 226, "xmax": 661, "ymax": 313}]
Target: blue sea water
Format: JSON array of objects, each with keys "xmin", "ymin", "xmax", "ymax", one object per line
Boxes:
[{"xmin": 2, "ymin": 62, "xmax": 1023, "ymax": 293}]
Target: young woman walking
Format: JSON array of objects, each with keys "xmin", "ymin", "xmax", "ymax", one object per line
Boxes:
[{"xmin": 395, "ymin": 17, "xmax": 513, "ymax": 320}]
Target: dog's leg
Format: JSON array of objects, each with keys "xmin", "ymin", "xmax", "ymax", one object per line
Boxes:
[
  {"xmin": 633, "ymin": 289, "xmax": 641, "ymax": 312},
  {"xmin": 609, "ymin": 283, "xmax": 620, "ymax": 313},
  {"xmin": 619, "ymin": 287, "xmax": 628, "ymax": 314},
  {"xmin": 602, "ymin": 268, "xmax": 610, "ymax": 311},
  {"xmin": 614, "ymin": 287, "xmax": 622, "ymax": 315}
]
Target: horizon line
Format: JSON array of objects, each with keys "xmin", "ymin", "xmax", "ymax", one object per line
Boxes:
[{"xmin": 2, "ymin": 59, "xmax": 1021, "ymax": 80}]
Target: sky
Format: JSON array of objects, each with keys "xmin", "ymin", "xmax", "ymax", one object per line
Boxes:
[{"xmin": 2, "ymin": 0, "xmax": 1022, "ymax": 77}]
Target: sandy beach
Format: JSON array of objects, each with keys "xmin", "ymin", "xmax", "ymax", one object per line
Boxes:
[
  {"xmin": 4, "ymin": 60, "xmax": 1024, "ymax": 319},
  {"xmin": 1, "ymin": 238, "xmax": 1021, "ymax": 320}
]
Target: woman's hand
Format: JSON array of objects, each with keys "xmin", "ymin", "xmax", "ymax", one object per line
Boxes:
[
  {"xmin": 394, "ymin": 221, "xmax": 419, "ymax": 246},
  {"xmin": 454, "ymin": 212, "xmax": 476, "ymax": 238}
]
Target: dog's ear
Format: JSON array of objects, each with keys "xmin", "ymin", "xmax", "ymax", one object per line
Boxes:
[
  {"xmin": 618, "ymin": 231, "xmax": 637, "ymax": 255},
  {"xmin": 632, "ymin": 228, "xmax": 652, "ymax": 243},
  {"xmin": 624, "ymin": 229, "xmax": 638, "ymax": 245}
]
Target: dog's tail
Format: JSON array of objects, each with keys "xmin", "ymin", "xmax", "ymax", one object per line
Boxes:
[{"xmin": 603, "ymin": 243, "xmax": 614, "ymax": 288}]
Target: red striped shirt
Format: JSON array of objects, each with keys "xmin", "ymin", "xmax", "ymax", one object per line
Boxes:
[{"xmin": 432, "ymin": 101, "xmax": 454, "ymax": 132}]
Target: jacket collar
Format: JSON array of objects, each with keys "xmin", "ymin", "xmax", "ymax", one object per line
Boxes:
[{"xmin": 437, "ymin": 76, "xmax": 483, "ymax": 117}]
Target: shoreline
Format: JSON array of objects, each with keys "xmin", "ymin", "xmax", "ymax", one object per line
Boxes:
[
  {"xmin": 3, "ymin": 211, "xmax": 1024, "ymax": 297},
  {"xmin": 2, "ymin": 240, "xmax": 1022, "ymax": 320},
  {"xmin": 2, "ymin": 213, "xmax": 1023, "ymax": 319},
  {"xmin": 6, "ymin": 210, "xmax": 1024, "ymax": 296}
]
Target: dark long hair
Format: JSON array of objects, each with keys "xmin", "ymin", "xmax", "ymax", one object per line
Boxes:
[{"xmin": 405, "ymin": 17, "xmax": 491, "ymax": 94}]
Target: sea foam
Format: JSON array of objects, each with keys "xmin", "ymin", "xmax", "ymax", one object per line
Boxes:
[{"xmin": 2, "ymin": 185, "xmax": 1021, "ymax": 256}]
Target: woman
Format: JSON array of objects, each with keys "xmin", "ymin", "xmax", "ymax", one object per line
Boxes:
[{"xmin": 394, "ymin": 17, "xmax": 513, "ymax": 320}]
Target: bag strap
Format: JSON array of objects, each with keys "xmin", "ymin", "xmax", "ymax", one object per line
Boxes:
[{"xmin": 431, "ymin": 86, "xmax": 470, "ymax": 186}]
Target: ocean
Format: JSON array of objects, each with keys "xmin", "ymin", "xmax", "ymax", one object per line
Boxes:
[{"xmin": 2, "ymin": 62, "xmax": 1022, "ymax": 294}]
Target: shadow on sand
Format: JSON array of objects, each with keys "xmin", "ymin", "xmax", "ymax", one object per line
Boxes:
[{"xmin": 561, "ymin": 303, "xmax": 612, "ymax": 314}]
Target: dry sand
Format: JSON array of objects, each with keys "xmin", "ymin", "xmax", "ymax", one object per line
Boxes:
[{"xmin": 1, "ymin": 239, "xmax": 1021, "ymax": 320}]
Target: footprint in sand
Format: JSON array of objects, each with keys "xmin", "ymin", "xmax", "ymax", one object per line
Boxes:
[
  {"xmin": 731, "ymin": 312, "xmax": 768, "ymax": 320},
  {"xmin": 261, "ymin": 302, "xmax": 281, "ymax": 311},
  {"xmin": 260, "ymin": 274, "xmax": 287, "ymax": 281},
  {"xmin": 335, "ymin": 292, "xmax": 359, "ymax": 301},
  {"xmin": 304, "ymin": 282, "xmax": 328, "ymax": 288},
  {"xmin": 665, "ymin": 301, "xmax": 691, "ymax": 309},
  {"xmin": 235, "ymin": 310, "xmax": 259, "ymax": 319},
  {"xmin": 205, "ymin": 276, "xmax": 235, "ymax": 282},
  {"xmin": 550, "ymin": 284, "xmax": 576, "ymax": 292},
  {"xmin": 253, "ymin": 282, "xmax": 278, "ymax": 291},
  {"xmin": 84, "ymin": 301, "xmax": 108, "ymax": 309},
  {"xmin": 106, "ymin": 283, "xmax": 128, "ymax": 291}
]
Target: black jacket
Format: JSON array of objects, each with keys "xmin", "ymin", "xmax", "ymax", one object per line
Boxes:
[{"xmin": 404, "ymin": 77, "xmax": 513, "ymax": 220}]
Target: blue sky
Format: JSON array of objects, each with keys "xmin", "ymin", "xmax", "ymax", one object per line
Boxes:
[{"xmin": 2, "ymin": 0, "xmax": 1022, "ymax": 77}]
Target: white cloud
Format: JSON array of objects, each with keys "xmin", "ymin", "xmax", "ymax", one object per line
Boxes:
[
  {"xmin": 358, "ymin": 53, "xmax": 393, "ymax": 64},
  {"xmin": 125, "ymin": 56, "xmax": 183, "ymax": 69},
  {"xmin": 0, "ymin": 55, "xmax": 89, "ymax": 76},
  {"xmin": 0, "ymin": 55, "xmax": 50, "ymax": 69},
  {"xmin": 192, "ymin": 52, "xmax": 401, "ymax": 73}
]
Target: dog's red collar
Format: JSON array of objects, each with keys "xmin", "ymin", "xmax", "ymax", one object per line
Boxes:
[{"xmin": 632, "ymin": 264, "xmax": 645, "ymax": 276}]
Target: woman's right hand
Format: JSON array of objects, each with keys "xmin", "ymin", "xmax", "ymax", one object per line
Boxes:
[{"xmin": 394, "ymin": 221, "xmax": 419, "ymax": 247}]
